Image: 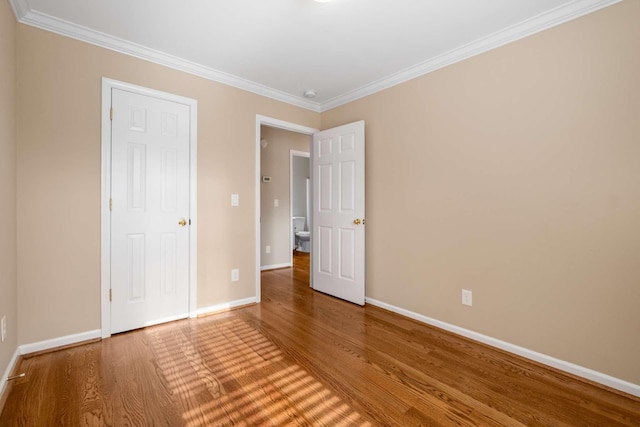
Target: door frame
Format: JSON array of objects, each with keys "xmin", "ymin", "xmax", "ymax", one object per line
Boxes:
[
  {"xmin": 289, "ymin": 150, "xmax": 310, "ymax": 264},
  {"xmin": 255, "ymin": 115, "xmax": 317, "ymax": 302},
  {"xmin": 101, "ymin": 78, "xmax": 198, "ymax": 338}
]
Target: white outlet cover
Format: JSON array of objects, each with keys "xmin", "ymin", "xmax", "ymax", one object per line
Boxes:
[
  {"xmin": 265, "ymin": 245, "xmax": 271, "ymax": 253},
  {"xmin": 231, "ymin": 269, "xmax": 240, "ymax": 282},
  {"xmin": 274, "ymin": 199, "xmax": 279, "ymax": 207},
  {"xmin": 231, "ymin": 194, "xmax": 239, "ymax": 206},
  {"xmin": 462, "ymin": 289, "xmax": 473, "ymax": 306}
]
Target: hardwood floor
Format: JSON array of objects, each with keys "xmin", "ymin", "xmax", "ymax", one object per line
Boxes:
[{"xmin": 1, "ymin": 251, "xmax": 639, "ymax": 426}]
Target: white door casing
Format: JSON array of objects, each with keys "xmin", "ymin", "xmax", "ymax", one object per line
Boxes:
[
  {"xmin": 101, "ymin": 79, "xmax": 198, "ymax": 337},
  {"xmin": 312, "ymin": 121, "xmax": 365, "ymax": 305},
  {"xmin": 255, "ymin": 116, "xmax": 318, "ymax": 301}
]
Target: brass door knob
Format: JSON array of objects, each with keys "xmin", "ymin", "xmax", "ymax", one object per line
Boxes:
[
  {"xmin": 354, "ymin": 219, "xmax": 362, "ymax": 225},
  {"xmin": 178, "ymin": 218, "xmax": 187, "ymax": 227}
]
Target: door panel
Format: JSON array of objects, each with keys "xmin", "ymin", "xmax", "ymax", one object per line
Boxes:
[
  {"xmin": 111, "ymin": 89, "xmax": 191, "ymax": 334},
  {"xmin": 312, "ymin": 121, "xmax": 365, "ymax": 305}
]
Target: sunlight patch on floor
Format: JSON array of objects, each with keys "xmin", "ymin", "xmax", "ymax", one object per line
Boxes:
[{"xmin": 147, "ymin": 317, "xmax": 371, "ymax": 426}]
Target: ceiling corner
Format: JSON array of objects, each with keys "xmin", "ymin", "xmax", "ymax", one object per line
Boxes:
[
  {"xmin": 9, "ymin": 0, "xmax": 30, "ymax": 21},
  {"xmin": 318, "ymin": 0, "xmax": 624, "ymax": 112}
]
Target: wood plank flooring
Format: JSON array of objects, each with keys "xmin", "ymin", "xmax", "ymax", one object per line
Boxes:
[{"xmin": 1, "ymin": 251, "xmax": 639, "ymax": 426}]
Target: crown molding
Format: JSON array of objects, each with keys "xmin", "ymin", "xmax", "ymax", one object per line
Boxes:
[
  {"xmin": 10, "ymin": 0, "xmax": 621, "ymax": 114},
  {"xmin": 8, "ymin": 0, "xmax": 322, "ymax": 113},
  {"xmin": 320, "ymin": 0, "xmax": 623, "ymax": 112}
]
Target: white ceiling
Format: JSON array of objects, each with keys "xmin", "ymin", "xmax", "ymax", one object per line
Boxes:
[{"xmin": 10, "ymin": 0, "xmax": 620, "ymax": 112}]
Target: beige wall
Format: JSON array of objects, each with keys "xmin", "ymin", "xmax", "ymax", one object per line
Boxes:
[
  {"xmin": 15, "ymin": 24, "xmax": 320, "ymax": 344},
  {"xmin": 260, "ymin": 126, "xmax": 310, "ymax": 268},
  {"xmin": 322, "ymin": 1, "xmax": 640, "ymax": 384},
  {"xmin": 7, "ymin": 0, "xmax": 639, "ymax": 389},
  {"xmin": 0, "ymin": 0, "xmax": 18, "ymax": 387}
]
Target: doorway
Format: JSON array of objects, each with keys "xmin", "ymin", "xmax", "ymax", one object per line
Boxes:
[
  {"xmin": 255, "ymin": 116, "xmax": 366, "ymax": 306},
  {"xmin": 255, "ymin": 116, "xmax": 317, "ymax": 302},
  {"xmin": 259, "ymin": 126, "xmax": 311, "ymax": 270},
  {"xmin": 290, "ymin": 150, "xmax": 310, "ymax": 261}
]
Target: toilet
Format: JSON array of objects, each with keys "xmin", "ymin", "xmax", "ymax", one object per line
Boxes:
[
  {"xmin": 292, "ymin": 217, "xmax": 311, "ymax": 253},
  {"xmin": 296, "ymin": 231, "xmax": 310, "ymax": 253}
]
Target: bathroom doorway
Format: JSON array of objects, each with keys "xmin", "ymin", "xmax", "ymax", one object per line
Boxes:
[
  {"xmin": 290, "ymin": 150, "xmax": 310, "ymax": 261},
  {"xmin": 258, "ymin": 124, "xmax": 311, "ymax": 278},
  {"xmin": 255, "ymin": 115, "xmax": 317, "ymax": 303},
  {"xmin": 255, "ymin": 115, "xmax": 366, "ymax": 306}
]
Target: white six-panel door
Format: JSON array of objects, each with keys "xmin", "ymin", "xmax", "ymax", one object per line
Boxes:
[
  {"xmin": 312, "ymin": 121, "xmax": 365, "ymax": 305},
  {"xmin": 110, "ymin": 89, "xmax": 191, "ymax": 334}
]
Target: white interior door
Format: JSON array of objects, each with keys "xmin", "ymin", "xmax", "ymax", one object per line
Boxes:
[
  {"xmin": 110, "ymin": 88, "xmax": 191, "ymax": 334},
  {"xmin": 312, "ymin": 121, "xmax": 365, "ymax": 305}
]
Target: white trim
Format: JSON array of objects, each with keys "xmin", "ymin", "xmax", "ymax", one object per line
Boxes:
[
  {"xmin": 194, "ymin": 298, "xmax": 257, "ymax": 317},
  {"xmin": 101, "ymin": 78, "xmax": 198, "ymax": 338},
  {"xmin": 8, "ymin": 1, "xmax": 321, "ymax": 113},
  {"xmin": 319, "ymin": 0, "xmax": 624, "ymax": 111},
  {"xmin": 100, "ymin": 80, "xmax": 112, "ymax": 339},
  {"xmin": 366, "ymin": 297, "xmax": 640, "ymax": 398},
  {"xmin": 261, "ymin": 263, "xmax": 292, "ymax": 271},
  {"xmin": 19, "ymin": 329, "xmax": 102, "ymax": 355},
  {"xmin": 0, "ymin": 347, "xmax": 21, "ymax": 404},
  {"xmin": 188, "ymin": 97, "xmax": 199, "ymax": 319},
  {"xmin": 8, "ymin": 0, "xmax": 27, "ymax": 19},
  {"xmin": 10, "ymin": 0, "xmax": 621, "ymax": 113},
  {"xmin": 256, "ymin": 116, "xmax": 318, "ymax": 304},
  {"xmin": 289, "ymin": 150, "xmax": 310, "ymax": 265}
]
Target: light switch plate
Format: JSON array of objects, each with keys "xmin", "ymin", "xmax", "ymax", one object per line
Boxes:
[
  {"xmin": 231, "ymin": 194, "xmax": 239, "ymax": 206},
  {"xmin": 462, "ymin": 289, "xmax": 473, "ymax": 306}
]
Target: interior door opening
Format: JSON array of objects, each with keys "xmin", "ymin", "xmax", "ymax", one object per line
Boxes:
[
  {"xmin": 258, "ymin": 125, "xmax": 311, "ymax": 278},
  {"xmin": 255, "ymin": 116, "xmax": 317, "ymax": 302},
  {"xmin": 255, "ymin": 117, "xmax": 365, "ymax": 306},
  {"xmin": 290, "ymin": 150, "xmax": 310, "ymax": 263}
]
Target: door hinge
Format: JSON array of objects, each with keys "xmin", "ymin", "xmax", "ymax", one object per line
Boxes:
[
  {"xmin": 109, "ymin": 198, "xmax": 112, "ymax": 211},
  {"xmin": 109, "ymin": 289, "xmax": 112, "ymax": 302},
  {"xmin": 189, "ymin": 219, "xmax": 191, "ymax": 225},
  {"xmin": 110, "ymin": 107, "xmax": 113, "ymax": 121}
]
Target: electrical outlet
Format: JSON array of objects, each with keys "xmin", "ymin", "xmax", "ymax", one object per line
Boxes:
[
  {"xmin": 231, "ymin": 269, "xmax": 240, "ymax": 282},
  {"xmin": 265, "ymin": 245, "xmax": 271, "ymax": 254},
  {"xmin": 1, "ymin": 316, "xmax": 6, "ymax": 342},
  {"xmin": 231, "ymin": 194, "xmax": 239, "ymax": 206},
  {"xmin": 274, "ymin": 199, "xmax": 279, "ymax": 207},
  {"xmin": 462, "ymin": 289, "xmax": 473, "ymax": 307}
]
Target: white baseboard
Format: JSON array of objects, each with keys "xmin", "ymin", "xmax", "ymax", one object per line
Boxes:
[
  {"xmin": 366, "ymin": 297, "xmax": 640, "ymax": 398},
  {"xmin": 0, "ymin": 347, "xmax": 21, "ymax": 405},
  {"xmin": 194, "ymin": 297, "xmax": 257, "ymax": 317},
  {"xmin": 260, "ymin": 263, "xmax": 291, "ymax": 271},
  {"xmin": 19, "ymin": 329, "xmax": 102, "ymax": 356}
]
